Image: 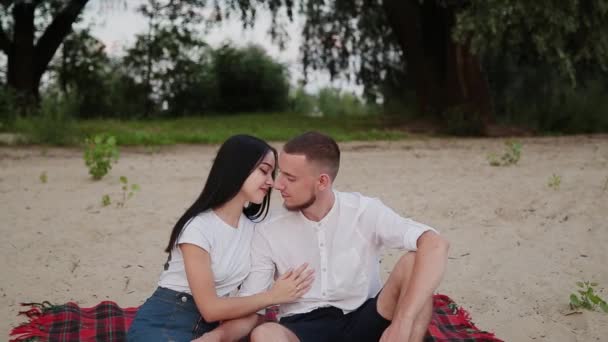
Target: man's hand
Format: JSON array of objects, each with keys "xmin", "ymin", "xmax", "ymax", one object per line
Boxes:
[{"xmin": 379, "ymin": 318, "xmax": 414, "ymax": 342}]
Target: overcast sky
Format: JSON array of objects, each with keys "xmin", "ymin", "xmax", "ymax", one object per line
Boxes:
[{"xmin": 84, "ymin": 0, "xmax": 360, "ymax": 94}]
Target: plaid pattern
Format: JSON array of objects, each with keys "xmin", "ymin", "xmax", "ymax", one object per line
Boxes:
[
  {"xmin": 424, "ymin": 295, "xmax": 502, "ymax": 342},
  {"xmin": 10, "ymin": 301, "xmax": 138, "ymax": 342},
  {"xmin": 10, "ymin": 295, "xmax": 502, "ymax": 342}
]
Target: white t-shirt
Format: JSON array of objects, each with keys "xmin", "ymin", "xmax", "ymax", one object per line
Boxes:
[
  {"xmin": 239, "ymin": 191, "xmax": 438, "ymax": 318},
  {"xmin": 158, "ymin": 210, "xmax": 255, "ymax": 297}
]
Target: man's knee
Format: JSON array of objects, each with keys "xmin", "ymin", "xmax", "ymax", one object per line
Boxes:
[
  {"xmin": 392, "ymin": 251, "xmax": 416, "ymax": 281},
  {"xmin": 250, "ymin": 323, "xmax": 291, "ymax": 342},
  {"xmin": 377, "ymin": 252, "xmax": 417, "ymax": 319}
]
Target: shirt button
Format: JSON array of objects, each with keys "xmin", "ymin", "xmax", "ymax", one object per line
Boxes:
[
  {"xmin": 322, "ymin": 268, "xmax": 327, "ymax": 272},
  {"xmin": 320, "ymin": 243, "xmax": 324, "ymax": 247},
  {"xmin": 322, "ymin": 292, "xmax": 326, "ymax": 296}
]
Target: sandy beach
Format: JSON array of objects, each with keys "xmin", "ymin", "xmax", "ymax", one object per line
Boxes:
[{"xmin": 2, "ymin": 135, "xmax": 607, "ymax": 341}]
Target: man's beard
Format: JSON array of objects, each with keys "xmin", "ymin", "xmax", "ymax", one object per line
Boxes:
[{"xmin": 283, "ymin": 192, "xmax": 316, "ymax": 211}]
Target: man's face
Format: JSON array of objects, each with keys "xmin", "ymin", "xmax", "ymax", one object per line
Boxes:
[{"xmin": 274, "ymin": 151, "xmax": 318, "ymax": 211}]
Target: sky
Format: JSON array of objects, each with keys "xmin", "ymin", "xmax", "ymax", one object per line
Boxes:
[{"xmin": 83, "ymin": 0, "xmax": 361, "ymax": 95}]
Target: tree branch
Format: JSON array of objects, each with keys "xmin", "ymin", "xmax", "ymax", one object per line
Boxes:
[
  {"xmin": 34, "ymin": 0, "xmax": 89, "ymax": 79},
  {"xmin": 0, "ymin": 22, "xmax": 10, "ymax": 54}
]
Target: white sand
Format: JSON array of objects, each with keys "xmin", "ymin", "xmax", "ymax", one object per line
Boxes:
[{"xmin": 2, "ymin": 136, "xmax": 607, "ymax": 341}]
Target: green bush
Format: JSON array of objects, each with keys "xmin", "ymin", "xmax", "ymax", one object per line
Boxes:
[
  {"xmin": 318, "ymin": 87, "xmax": 372, "ymax": 117},
  {"xmin": 291, "ymin": 87, "xmax": 317, "ymax": 115},
  {"xmin": 102, "ymin": 69, "xmax": 151, "ymax": 119},
  {"xmin": 212, "ymin": 44, "xmax": 290, "ymax": 113},
  {"xmin": 486, "ymin": 54, "xmax": 608, "ymax": 134},
  {"xmin": 84, "ymin": 134, "xmax": 119, "ymax": 180}
]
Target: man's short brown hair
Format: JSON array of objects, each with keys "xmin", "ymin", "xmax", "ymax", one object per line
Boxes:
[{"xmin": 283, "ymin": 131, "xmax": 340, "ymax": 180}]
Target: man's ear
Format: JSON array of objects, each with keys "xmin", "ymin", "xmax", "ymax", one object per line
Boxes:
[{"xmin": 318, "ymin": 173, "xmax": 331, "ymax": 191}]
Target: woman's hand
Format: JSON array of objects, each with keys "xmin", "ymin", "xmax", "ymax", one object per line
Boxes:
[{"xmin": 268, "ymin": 263, "xmax": 315, "ymax": 304}]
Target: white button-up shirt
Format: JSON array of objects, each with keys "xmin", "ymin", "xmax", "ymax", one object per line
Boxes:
[{"xmin": 238, "ymin": 191, "xmax": 437, "ymax": 318}]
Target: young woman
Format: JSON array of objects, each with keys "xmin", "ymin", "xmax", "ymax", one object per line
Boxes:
[{"xmin": 128, "ymin": 135, "xmax": 314, "ymax": 342}]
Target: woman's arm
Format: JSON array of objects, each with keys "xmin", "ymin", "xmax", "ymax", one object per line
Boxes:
[{"xmin": 181, "ymin": 244, "xmax": 312, "ymax": 323}]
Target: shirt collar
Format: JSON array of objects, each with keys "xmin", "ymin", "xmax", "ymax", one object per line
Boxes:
[{"xmin": 298, "ymin": 190, "xmax": 338, "ymax": 227}]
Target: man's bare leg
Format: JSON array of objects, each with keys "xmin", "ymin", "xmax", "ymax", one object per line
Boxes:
[
  {"xmin": 249, "ymin": 322, "xmax": 300, "ymax": 342},
  {"xmin": 376, "ymin": 252, "xmax": 433, "ymax": 342}
]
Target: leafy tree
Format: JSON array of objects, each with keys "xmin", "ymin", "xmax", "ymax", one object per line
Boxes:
[
  {"xmin": 0, "ymin": 0, "xmax": 97, "ymax": 111},
  {"xmin": 47, "ymin": 27, "xmax": 112, "ymax": 118},
  {"xmin": 222, "ymin": 0, "xmax": 608, "ymax": 133},
  {"xmin": 212, "ymin": 44, "xmax": 289, "ymax": 113},
  {"xmin": 122, "ymin": 0, "xmax": 210, "ymax": 117}
]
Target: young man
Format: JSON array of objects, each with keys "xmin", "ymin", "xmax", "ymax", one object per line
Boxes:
[{"xmin": 205, "ymin": 131, "xmax": 449, "ymax": 342}]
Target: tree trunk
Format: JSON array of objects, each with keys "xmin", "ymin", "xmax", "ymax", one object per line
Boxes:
[
  {"xmin": 3, "ymin": 0, "xmax": 89, "ymax": 112},
  {"xmin": 7, "ymin": 2, "xmax": 38, "ymax": 110},
  {"xmin": 382, "ymin": 0, "xmax": 493, "ymax": 133}
]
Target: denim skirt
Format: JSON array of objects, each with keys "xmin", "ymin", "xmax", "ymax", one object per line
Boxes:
[{"xmin": 127, "ymin": 287, "xmax": 219, "ymax": 342}]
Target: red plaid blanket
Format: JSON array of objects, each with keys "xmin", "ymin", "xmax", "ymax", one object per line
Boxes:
[{"xmin": 10, "ymin": 295, "xmax": 502, "ymax": 341}]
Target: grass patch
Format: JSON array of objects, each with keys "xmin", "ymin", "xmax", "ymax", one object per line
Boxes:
[{"xmin": 76, "ymin": 113, "xmax": 407, "ymax": 146}]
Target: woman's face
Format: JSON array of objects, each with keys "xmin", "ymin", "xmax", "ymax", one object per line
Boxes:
[{"xmin": 241, "ymin": 151, "xmax": 276, "ymax": 204}]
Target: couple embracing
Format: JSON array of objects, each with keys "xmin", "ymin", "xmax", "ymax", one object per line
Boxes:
[{"xmin": 128, "ymin": 131, "xmax": 449, "ymax": 342}]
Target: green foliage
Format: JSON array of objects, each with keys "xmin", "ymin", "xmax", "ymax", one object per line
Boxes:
[
  {"xmin": 77, "ymin": 113, "xmax": 406, "ymax": 145},
  {"xmin": 291, "ymin": 87, "xmax": 317, "ymax": 116},
  {"xmin": 117, "ymin": 176, "xmax": 140, "ymax": 208},
  {"xmin": 12, "ymin": 92, "xmax": 79, "ymax": 145},
  {"xmin": 290, "ymin": 87, "xmax": 376, "ymax": 117},
  {"xmin": 101, "ymin": 194, "xmax": 111, "ymax": 207},
  {"xmin": 488, "ymin": 141, "xmax": 522, "ymax": 167},
  {"xmin": 548, "ymin": 174, "xmax": 561, "ymax": 190},
  {"xmin": 453, "ymin": 1, "xmax": 608, "ymax": 85},
  {"xmin": 317, "ymin": 88, "xmax": 373, "ymax": 117},
  {"xmin": 486, "ymin": 52, "xmax": 608, "ymax": 133},
  {"xmin": 39, "ymin": 171, "xmax": 48, "ymax": 184},
  {"xmin": 83, "ymin": 134, "xmax": 119, "ymax": 180},
  {"xmin": 570, "ymin": 281, "xmax": 608, "ymax": 313},
  {"xmin": 212, "ymin": 44, "xmax": 290, "ymax": 113},
  {"xmin": 48, "ymin": 28, "xmax": 113, "ymax": 118},
  {"xmin": 0, "ymin": 88, "xmax": 19, "ymax": 126}
]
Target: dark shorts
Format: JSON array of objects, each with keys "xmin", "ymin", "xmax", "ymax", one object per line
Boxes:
[
  {"xmin": 127, "ymin": 287, "xmax": 218, "ymax": 342},
  {"xmin": 279, "ymin": 294, "xmax": 391, "ymax": 342}
]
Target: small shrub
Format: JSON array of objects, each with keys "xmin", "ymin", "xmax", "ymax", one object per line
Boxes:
[
  {"xmin": 117, "ymin": 176, "xmax": 140, "ymax": 208},
  {"xmin": 291, "ymin": 87, "xmax": 317, "ymax": 116},
  {"xmin": 101, "ymin": 194, "xmax": 111, "ymax": 207},
  {"xmin": 488, "ymin": 140, "xmax": 522, "ymax": 167},
  {"xmin": 39, "ymin": 171, "xmax": 48, "ymax": 184},
  {"xmin": 548, "ymin": 174, "xmax": 561, "ymax": 190},
  {"xmin": 570, "ymin": 281, "xmax": 608, "ymax": 313},
  {"xmin": 84, "ymin": 134, "xmax": 119, "ymax": 180}
]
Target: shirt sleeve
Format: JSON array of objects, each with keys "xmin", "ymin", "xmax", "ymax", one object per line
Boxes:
[
  {"xmin": 360, "ymin": 198, "xmax": 438, "ymax": 251},
  {"xmin": 237, "ymin": 226, "xmax": 275, "ymax": 297},
  {"xmin": 177, "ymin": 217, "xmax": 212, "ymax": 253}
]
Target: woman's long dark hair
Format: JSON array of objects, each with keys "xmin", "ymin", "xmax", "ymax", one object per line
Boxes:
[{"xmin": 165, "ymin": 135, "xmax": 277, "ymax": 253}]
